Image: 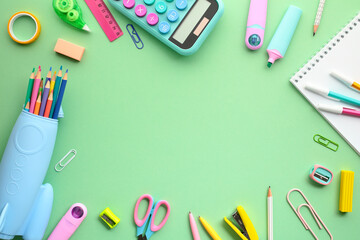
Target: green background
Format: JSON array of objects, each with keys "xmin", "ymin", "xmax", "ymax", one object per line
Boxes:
[{"xmin": 0, "ymin": 0, "xmax": 359, "ymax": 239}]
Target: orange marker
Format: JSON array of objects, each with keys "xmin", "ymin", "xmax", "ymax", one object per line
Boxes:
[
  {"xmin": 34, "ymin": 93, "xmax": 42, "ymax": 115},
  {"xmin": 44, "ymin": 92, "xmax": 53, "ymax": 118}
]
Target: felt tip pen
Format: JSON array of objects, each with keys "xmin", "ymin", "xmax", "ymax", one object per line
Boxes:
[
  {"xmin": 317, "ymin": 103, "xmax": 360, "ymax": 117},
  {"xmin": 330, "ymin": 70, "xmax": 360, "ymax": 92},
  {"xmin": 305, "ymin": 83, "xmax": 360, "ymax": 107},
  {"xmin": 245, "ymin": 0, "xmax": 268, "ymax": 50}
]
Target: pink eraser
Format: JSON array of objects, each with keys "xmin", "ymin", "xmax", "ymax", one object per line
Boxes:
[{"xmin": 54, "ymin": 38, "xmax": 85, "ymax": 61}]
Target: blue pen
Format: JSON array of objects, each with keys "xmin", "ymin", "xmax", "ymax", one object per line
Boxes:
[{"xmin": 305, "ymin": 83, "xmax": 360, "ymax": 107}]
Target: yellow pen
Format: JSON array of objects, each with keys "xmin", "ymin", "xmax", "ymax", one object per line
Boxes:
[{"xmin": 199, "ymin": 216, "xmax": 222, "ymax": 240}]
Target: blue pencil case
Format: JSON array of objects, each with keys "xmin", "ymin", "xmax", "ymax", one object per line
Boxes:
[{"xmin": 0, "ymin": 110, "xmax": 60, "ymax": 240}]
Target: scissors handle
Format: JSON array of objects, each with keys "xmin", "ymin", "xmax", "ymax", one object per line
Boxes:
[
  {"xmin": 134, "ymin": 194, "xmax": 154, "ymax": 227},
  {"xmin": 149, "ymin": 200, "xmax": 170, "ymax": 232}
]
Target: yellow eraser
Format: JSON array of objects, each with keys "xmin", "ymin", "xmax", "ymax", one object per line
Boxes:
[
  {"xmin": 99, "ymin": 207, "xmax": 120, "ymax": 229},
  {"xmin": 54, "ymin": 38, "xmax": 85, "ymax": 61},
  {"xmin": 339, "ymin": 170, "xmax": 354, "ymax": 212}
]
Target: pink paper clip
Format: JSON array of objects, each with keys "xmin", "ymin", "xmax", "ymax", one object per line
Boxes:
[{"xmin": 287, "ymin": 189, "xmax": 333, "ymax": 240}]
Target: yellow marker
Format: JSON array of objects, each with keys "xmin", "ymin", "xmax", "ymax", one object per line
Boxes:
[
  {"xmin": 100, "ymin": 208, "xmax": 120, "ymax": 228},
  {"xmin": 199, "ymin": 216, "xmax": 222, "ymax": 240},
  {"xmin": 339, "ymin": 170, "xmax": 354, "ymax": 212}
]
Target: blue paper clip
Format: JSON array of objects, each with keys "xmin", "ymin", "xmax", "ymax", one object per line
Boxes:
[{"xmin": 126, "ymin": 24, "xmax": 144, "ymax": 49}]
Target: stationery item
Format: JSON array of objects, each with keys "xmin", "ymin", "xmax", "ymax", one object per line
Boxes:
[
  {"xmin": 199, "ymin": 216, "xmax": 221, "ymax": 240},
  {"xmin": 30, "ymin": 66, "xmax": 41, "ymax": 113},
  {"xmin": 54, "ymin": 39, "xmax": 85, "ymax": 61},
  {"xmin": 266, "ymin": 5, "xmax": 302, "ymax": 68},
  {"xmin": 44, "ymin": 92, "xmax": 53, "ymax": 118},
  {"xmin": 39, "ymin": 80, "xmax": 50, "ymax": 116},
  {"xmin": 50, "ymin": 71, "xmax": 57, "ymax": 92},
  {"xmin": 8, "ymin": 11, "xmax": 41, "ymax": 44},
  {"xmin": 108, "ymin": 0, "xmax": 224, "ymax": 55},
  {"xmin": 224, "ymin": 206, "xmax": 258, "ymax": 240},
  {"xmin": 245, "ymin": 0, "xmax": 268, "ymax": 50},
  {"xmin": 50, "ymin": 67, "xmax": 62, "ymax": 118},
  {"xmin": 127, "ymin": 24, "xmax": 144, "ymax": 49},
  {"xmin": 313, "ymin": 134, "xmax": 338, "ymax": 151},
  {"xmin": 84, "ymin": 0, "xmax": 123, "ymax": 41},
  {"xmin": 53, "ymin": 69, "xmax": 68, "ymax": 119},
  {"xmin": 134, "ymin": 194, "xmax": 170, "ymax": 240},
  {"xmin": 55, "ymin": 149, "xmax": 76, "ymax": 172},
  {"xmin": 305, "ymin": 83, "xmax": 360, "ymax": 107},
  {"xmin": 267, "ymin": 187, "xmax": 273, "ymax": 240},
  {"xmin": 330, "ymin": 70, "xmax": 360, "ymax": 92},
  {"xmin": 189, "ymin": 212, "xmax": 200, "ymax": 240},
  {"xmin": 290, "ymin": 13, "xmax": 360, "ymax": 155},
  {"xmin": 287, "ymin": 189, "xmax": 333, "ymax": 239},
  {"xmin": 48, "ymin": 203, "xmax": 87, "ymax": 240},
  {"xmin": 339, "ymin": 170, "xmax": 354, "ymax": 212},
  {"xmin": 309, "ymin": 164, "xmax": 333, "ymax": 185},
  {"xmin": 45, "ymin": 67, "xmax": 52, "ymax": 84},
  {"xmin": 24, "ymin": 68, "xmax": 35, "ymax": 108},
  {"xmin": 34, "ymin": 93, "xmax": 42, "ymax": 115},
  {"xmin": 39, "ymin": 79, "xmax": 44, "ymax": 97},
  {"xmin": 317, "ymin": 103, "xmax": 360, "ymax": 118},
  {"xmin": 53, "ymin": 0, "xmax": 90, "ymax": 31},
  {"xmin": 100, "ymin": 207, "xmax": 120, "ymax": 228},
  {"xmin": 24, "ymin": 100, "xmax": 30, "ymax": 112},
  {"xmin": 313, "ymin": 0, "xmax": 326, "ymax": 36}
]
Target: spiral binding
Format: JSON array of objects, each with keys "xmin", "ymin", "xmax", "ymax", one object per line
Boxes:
[{"xmin": 292, "ymin": 13, "xmax": 360, "ymax": 84}]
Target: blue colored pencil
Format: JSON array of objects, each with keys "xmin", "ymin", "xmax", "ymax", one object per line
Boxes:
[
  {"xmin": 50, "ymin": 66, "xmax": 62, "ymax": 118},
  {"xmin": 52, "ymin": 70, "xmax": 68, "ymax": 119}
]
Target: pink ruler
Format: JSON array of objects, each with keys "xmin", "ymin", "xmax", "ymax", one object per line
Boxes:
[{"xmin": 84, "ymin": 0, "xmax": 123, "ymax": 42}]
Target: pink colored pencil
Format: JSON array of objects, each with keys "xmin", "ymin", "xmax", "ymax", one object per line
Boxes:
[{"xmin": 29, "ymin": 66, "xmax": 41, "ymax": 113}]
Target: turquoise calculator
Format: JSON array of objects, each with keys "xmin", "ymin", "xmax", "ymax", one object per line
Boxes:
[{"xmin": 108, "ymin": 0, "xmax": 224, "ymax": 55}]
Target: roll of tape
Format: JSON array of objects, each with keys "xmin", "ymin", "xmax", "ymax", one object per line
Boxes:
[{"xmin": 8, "ymin": 11, "xmax": 41, "ymax": 44}]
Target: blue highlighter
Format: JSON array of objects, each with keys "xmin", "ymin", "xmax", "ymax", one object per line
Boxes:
[{"xmin": 267, "ymin": 5, "xmax": 302, "ymax": 67}]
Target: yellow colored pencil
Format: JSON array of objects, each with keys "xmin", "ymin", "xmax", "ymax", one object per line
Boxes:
[
  {"xmin": 199, "ymin": 216, "xmax": 222, "ymax": 240},
  {"xmin": 34, "ymin": 93, "xmax": 41, "ymax": 115},
  {"xmin": 50, "ymin": 71, "xmax": 56, "ymax": 92}
]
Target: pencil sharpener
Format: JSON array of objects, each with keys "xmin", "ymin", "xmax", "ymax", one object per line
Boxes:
[
  {"xmin": 309, "ymin": 164, "xmax": 333, "ymax": 185},
  {"xmin": 100, "ymin": 207, "xmax": 120, "ymax": 228}
]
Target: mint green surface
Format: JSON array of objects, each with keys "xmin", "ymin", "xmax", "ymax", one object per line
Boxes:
[{"xmin": 1, "ymin": 0, "xmax": 360, "ymax": 239}]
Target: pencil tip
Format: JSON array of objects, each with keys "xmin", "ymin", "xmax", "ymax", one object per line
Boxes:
[
  {"xmin": 39, "ymin": 65, "xmax": 41, "ymax": 71},
  {"xmin": 50, "ymin": 67, "xmax": 52, "ymax": 71},
  {"xmin": 32, "ymin": 68, "xmax": 35, "ymax": 72},
  {"xmin": 313, "ymin": 32, "xmax": 315, "ymax": 36},
  {"xmin": 60, "ymin": 66, "xmax": 63, "ymax": 70},
  {"xmin": 66, "ymin": 69, "xmax": 68, "ymax": 73}
]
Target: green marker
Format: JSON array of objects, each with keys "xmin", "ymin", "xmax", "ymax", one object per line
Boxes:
[{"xmin": 53, "ymin": 0, "xmax": 90, "ymax": 31}]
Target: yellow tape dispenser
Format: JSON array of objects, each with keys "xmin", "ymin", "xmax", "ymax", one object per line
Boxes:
[{"xmin": 224, "ymin": 206, "xmax": 258, "ymax": 240}]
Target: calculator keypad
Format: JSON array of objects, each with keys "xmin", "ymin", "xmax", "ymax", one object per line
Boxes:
[
  {"xmin": 135, "ymin": 4, "xmax": 147, "ymax": 17},
  {"xmin": 123, "ymin": 0, "xmax": 135, "ymax": 8},
  {"xmin": 147, "ymin": 13, "xmax": 159, "ymax": 25},
  {"xmin": 155, "ymin": 1, "xmax": 167, "ymax": 14}
]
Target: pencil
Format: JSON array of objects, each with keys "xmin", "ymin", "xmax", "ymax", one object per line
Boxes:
[
  {"xmin": 44, "ymin": 92, "xmax": 53, "ymax": 118},
  {"xmin": 39, "ymin": 79, "xmax": 44, "ymax": 98},
  {"xmin": 34, "ymin": 93, "xmax": 42, "ymax": 115},
  {"xmin": 313, "ymin": 0, "xmax": 326, "ymax": 36},
  {"xmin": 24, "ymin": 68, "xmax": 35, "ymax": 109},
  {"xmin": 199, "ymin": 216, "xmax": 222, "ymax": 240},
  {"xmin": 39, "ymin": 80, "xmax": 50, "ymax": 116},
  {"xmin": 268, "ymin": 186, "xmax": 273, "ymax": 240},
  {"xmin": 45, "ymin": 67, "xmax": 52, "ymax": 84},
  {"xmin": 189, "ymin": 212, "xmax": 200, "ymax": 240},
  {"xmin": 50, "ymin": 66, "xmax": 62, "ymax": 118},
  {"xmin": 29, "ymin": 66, "xmax": 41, "ymax": 113},
  {"xmin": 52, "ymin": 69, "xmax": 68, "ymax": 119},
  {"xmin": 24, "ymin": 100, "xmax": 30, "ymax": 112},
  {"xmin": 50, "ymin": 71, "xmax": 56, "ymax": 93}
]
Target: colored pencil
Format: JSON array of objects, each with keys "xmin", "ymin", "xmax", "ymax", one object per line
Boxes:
[
  {"xmin": 199, "ymin": 216, "xmax": 222, "ymax": 240},
  {"xmin": 313, "ymin": 0, "xmax": 326, "ymax": 36},
  {"xmin": 24, "ymin": 68, "xmax": 35, "ymax": 109},
  {"xmin": 45, "ymin": 67, "xmax": 52, "ymax": 85},
  {"xmin": 50, "ymin": 71, "xmax": 56, "ymax": 93},
  {"xmin": 24, "ymin": 100, "xmax": 30, "ymax": 112},
  {"xmin": 44, "ymin": 92, "xmax": 53, "ymax": 118},
  {"xmin": 34, "ymin": 93, "xmax": 42, "ymax": 115},
  {"xmin": 189, "ymin": 212, "xmax": 200, "ymax": 240},
  {"xmin": 50, "ymin": 66, "xmax": 62, "ymax": 118},
  {"xmin": 29, "ymin": 66, "xmax": 41, "ymax": 113},
  {"xmin": 52, "ymin": 69, "xmax": 68, "ymax": 119},
  {"xmin": 39, "ymin": 79, "xmax": 44, "ymax": 98},
  {"xmin": 39, "ymin": 80, "xmax": 50, "ymax": 116},
  {"xmin": 268, "ymin": 187, "xmax": 273, "ymax": 240}
]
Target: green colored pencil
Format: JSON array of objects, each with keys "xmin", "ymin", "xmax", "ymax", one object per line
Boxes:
[
  {"xmin": 24, "ymin": 68, "xmax": 35, "ymax": 109},
  {"xmin": 50, "ymin": 66, "xmax": 62, "ymax": 118}
]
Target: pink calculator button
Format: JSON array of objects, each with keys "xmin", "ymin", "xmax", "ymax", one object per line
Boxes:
[
  {"xmin": 135, "ymin": 5, "xmax": 147, "ymax": 17},
  {"xmin": 123, "ymin": 0, "xmax": 135, "ymax": 9},
  {"xmin": 146, "ymin": 13, "xmax": 159, "ymax": 26}
]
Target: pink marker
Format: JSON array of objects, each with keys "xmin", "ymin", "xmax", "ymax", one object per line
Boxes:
[
  {"xmin": 245, "ymin": 0, "xmax": 268, "ymax": 50},
  {"xmin": 48, "ymin": 203, "xmax": 87, "ymax": 240},
  {"xmin": 189, "ymin": 212, "xmax": 200, "ymax": 240},
  {"xmin": 317, "ymin": 103, "xmax": 360, "ymax": 118}
]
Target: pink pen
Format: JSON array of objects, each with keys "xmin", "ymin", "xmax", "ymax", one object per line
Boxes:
[
  {"xmin": 48, "ymin": 203, "xmax": 87, "ymax": 240},
  {"xmin": 189, "ymin": 212, "xmax": 200, "ymax": 240},
  {"xmin": 245, "ymin": 0, "xmax": 268, "ymax": 50},
  {"xmin": 317, "ymin": 103, "xmax": 360, "ymax": 117}
]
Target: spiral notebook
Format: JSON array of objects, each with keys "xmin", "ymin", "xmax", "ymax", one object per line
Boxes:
[{"xmin": 290, "ymin": 13, "xmax": 360, "ymax": 155}]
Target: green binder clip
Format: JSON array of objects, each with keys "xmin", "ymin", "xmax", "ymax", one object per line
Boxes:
[
  {"xmin": 53, "ymin": 0, "xmax": 90, "ymax": 32},
  {"xmin": 313, "ymin": 134, "xmax": 339, "ymax": 152}
]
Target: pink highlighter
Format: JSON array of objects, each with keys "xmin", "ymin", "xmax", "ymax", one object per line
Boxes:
[
  {"xmin": 48, "ymin": 203, "xmax": 87, "ymax": 240},
  {"xmin": 245, "ymin": 0, "xmax": 268, "ymax": 50}
]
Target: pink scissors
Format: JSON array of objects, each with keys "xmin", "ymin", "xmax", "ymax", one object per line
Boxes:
[{"xmin": 134, "ymin": 194, "xmax": 170, "ymax": 240}]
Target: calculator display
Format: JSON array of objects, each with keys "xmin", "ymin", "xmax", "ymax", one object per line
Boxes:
[{"xmin": 172, "ymin": 0, "xmax": 211, "ymax": 44}]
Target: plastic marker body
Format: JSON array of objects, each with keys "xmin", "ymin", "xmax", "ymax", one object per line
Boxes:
[
  {"xmin": 189, "ymin": 212, "xmax": 200, "ymax": 240},
  {"xmin": 330, "ymin": 70, "xmax": 360, "ymax": 92},
  {"xmin": 245, "ymin": 0, "xmax": 268, "ymax": 50},
  {"xmin": 267, "ymin": 5, "xmax": 302, "ymax": 67},
  {"xmin": 317, "ymin": 103, "xmax": 360, "ymax": 117}
]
